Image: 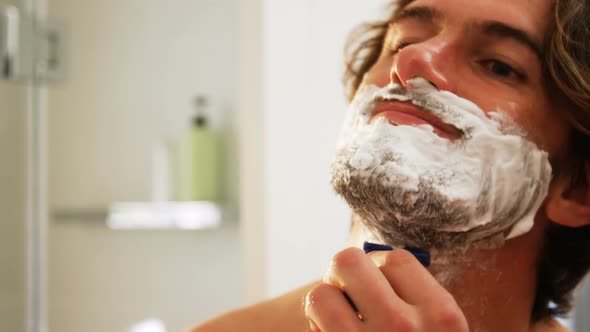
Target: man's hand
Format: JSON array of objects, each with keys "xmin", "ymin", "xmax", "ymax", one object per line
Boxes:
[{"xmin": 304, "ymin": 248, "xmax": 469, "ymax": 332}]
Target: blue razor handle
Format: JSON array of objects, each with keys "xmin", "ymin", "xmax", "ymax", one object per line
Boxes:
[{"xmin": 363, "ymin": 241, "xmax": 431, "ymax": 267}]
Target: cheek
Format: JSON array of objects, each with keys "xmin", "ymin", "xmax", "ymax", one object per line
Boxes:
[
  {"xmin": 524, "ymin": 110, "xmax": 570, "ymax": 161},
  {"xmin": 478, "ymin": 97, "xmax": 570, "ymax": 159},
  {"xmin": 362, "ymin": 56, "xmax": 394, "ymax": 88}
]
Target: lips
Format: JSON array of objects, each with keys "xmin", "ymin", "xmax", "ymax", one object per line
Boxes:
[{"xmin": 369, "ymin": 100, "xmax": 461, "ymax": 140}]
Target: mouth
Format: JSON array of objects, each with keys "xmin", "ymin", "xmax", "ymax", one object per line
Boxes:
[{"xmin": 369, "ymin": 100, "xmax": 461, "ymax": 140}]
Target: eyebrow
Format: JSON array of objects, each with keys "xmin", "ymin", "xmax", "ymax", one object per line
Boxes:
[
  {"xmin": 394, "ymin": 5, "xmax": 441, "ymax": 22},
  {"xmin": 392, "ymin": 5, "xmax": 543, "ymax": 60},
  {"xmin": 477, "ymin": 21, "xmax": 543, "ymax": 59}
]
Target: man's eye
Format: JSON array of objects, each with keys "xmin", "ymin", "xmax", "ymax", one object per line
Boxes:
[{"xmin": 483, "ymin": 60, "xmax": 524, "ymax": 81}]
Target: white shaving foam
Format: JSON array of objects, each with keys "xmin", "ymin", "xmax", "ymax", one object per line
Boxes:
[{"xmin": 331, "ymin": 78, "xmax": 552, "ymax": 251}]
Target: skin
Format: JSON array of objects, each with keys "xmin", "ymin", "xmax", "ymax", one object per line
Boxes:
[{"xmin": 192, "ymin": 0, "xmax": 590, "ymax": 331}]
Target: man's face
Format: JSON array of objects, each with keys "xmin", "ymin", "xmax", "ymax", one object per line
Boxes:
[
  {"xmin": 331, "ymin": 0, "xmax": 572, "ymax": 254},
  {"xmin": 363, "ymin": 0, "xmax": 570, "ymax": 158}
]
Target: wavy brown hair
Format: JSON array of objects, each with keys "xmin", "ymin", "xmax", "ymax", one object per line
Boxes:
[{"xmin": 342, "ymin": 0, "xmax": 590, "ymax": 322}]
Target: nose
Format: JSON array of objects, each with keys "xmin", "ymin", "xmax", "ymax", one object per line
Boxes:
[{"xmin": 390, "ymin": 42, "xmax": 456, "ymax": 93}]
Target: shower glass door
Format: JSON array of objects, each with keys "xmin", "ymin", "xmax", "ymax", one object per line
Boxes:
[
  {"xmin": 0, "ymin": 44, "xmax": 28, "ymax": 332},
  {"xmin": 0, "ymin": 0, "xmax": 41, "ymax": 331}
]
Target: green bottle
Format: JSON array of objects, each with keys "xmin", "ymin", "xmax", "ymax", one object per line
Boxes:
[{"xmin": 178, "ymin": 96, "xmax": 221, "ymax": 202}]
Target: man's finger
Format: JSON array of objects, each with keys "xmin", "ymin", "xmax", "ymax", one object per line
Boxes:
[
  {"xmin": 305, "ymin": 283, "xmax": 363, "ymax": 332},
  {"xmin": 323, "ymin": 247, "xmax": 413, "ymax": 326},
  {"xmin": 368, "ymin": 249, "xmax": 454, "ymax": 306}
]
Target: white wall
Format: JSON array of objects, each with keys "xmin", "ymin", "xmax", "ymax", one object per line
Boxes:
[
  {"xmin": 49, "ymin": 223, "xmax": 240, "ymax": 332},
  {"xmin": 237, "ymin": 0, "xmax": 266, "ymax": 303},
  {"xmin": 47, "ymin": 0, "xmax": 242, "ymax": 331},
  {"xmin": 48, "ymin": 0, "xmax": 239, "ymax": 208},
  {"xmin": 261, "ymin": 0, "xmax": 390, "ymax": 297}
]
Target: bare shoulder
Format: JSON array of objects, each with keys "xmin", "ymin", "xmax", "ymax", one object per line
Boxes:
[
  {"xmin": 531, "ymin": 319, "xmax": 573, "ymax": 332},
  {"xmin": 189, "ymin": 281, "xmax": 320, "ymax": 332}
]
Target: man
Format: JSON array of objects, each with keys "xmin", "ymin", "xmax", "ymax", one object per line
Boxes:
[{"xmin": 193, "ymin": 0, "xmax": 590, "ymax": 331}]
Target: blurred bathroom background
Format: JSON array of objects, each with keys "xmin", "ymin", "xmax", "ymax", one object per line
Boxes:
[{"xmin": 1, "ymin": 0, "xmax": 589, "ymax": 331}]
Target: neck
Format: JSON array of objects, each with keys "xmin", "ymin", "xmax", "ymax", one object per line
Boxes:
[
  {"xmin": 432, "ymin": 234, "xmax": 541, "ymax": 332},
  {"xmin": 349, "ymin": 217, "xmax": 548, "ymax": 332}
]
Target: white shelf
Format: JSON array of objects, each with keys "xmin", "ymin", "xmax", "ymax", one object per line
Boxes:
[
  {"xmin": 52, "ymin": 201, "xmax": 226, "ymax": 230},
  {"xmin": 107, "ymin": 201, "xmax": 222, "ymax": 230}
]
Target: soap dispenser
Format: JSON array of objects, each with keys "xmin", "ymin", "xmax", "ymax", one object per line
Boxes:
[{"xmin": 178, "ymin": 95, "xmax": 221, "ymax": 202}]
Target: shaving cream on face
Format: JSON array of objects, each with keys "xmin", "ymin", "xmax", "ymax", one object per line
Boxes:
[{"xmin": 331, "ymin": 78, "xmax": 552, "ymax": 253}]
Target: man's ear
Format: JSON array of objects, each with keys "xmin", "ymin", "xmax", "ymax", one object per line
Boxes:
[{"xmin": 546, "ymin": 162, "xmax": 590, "ymax": 227}]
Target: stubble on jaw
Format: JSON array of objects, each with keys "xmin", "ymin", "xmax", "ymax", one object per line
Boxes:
[{"xmin": 333, "ymin": 160, "xmax": 509, "ymax": 257}]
